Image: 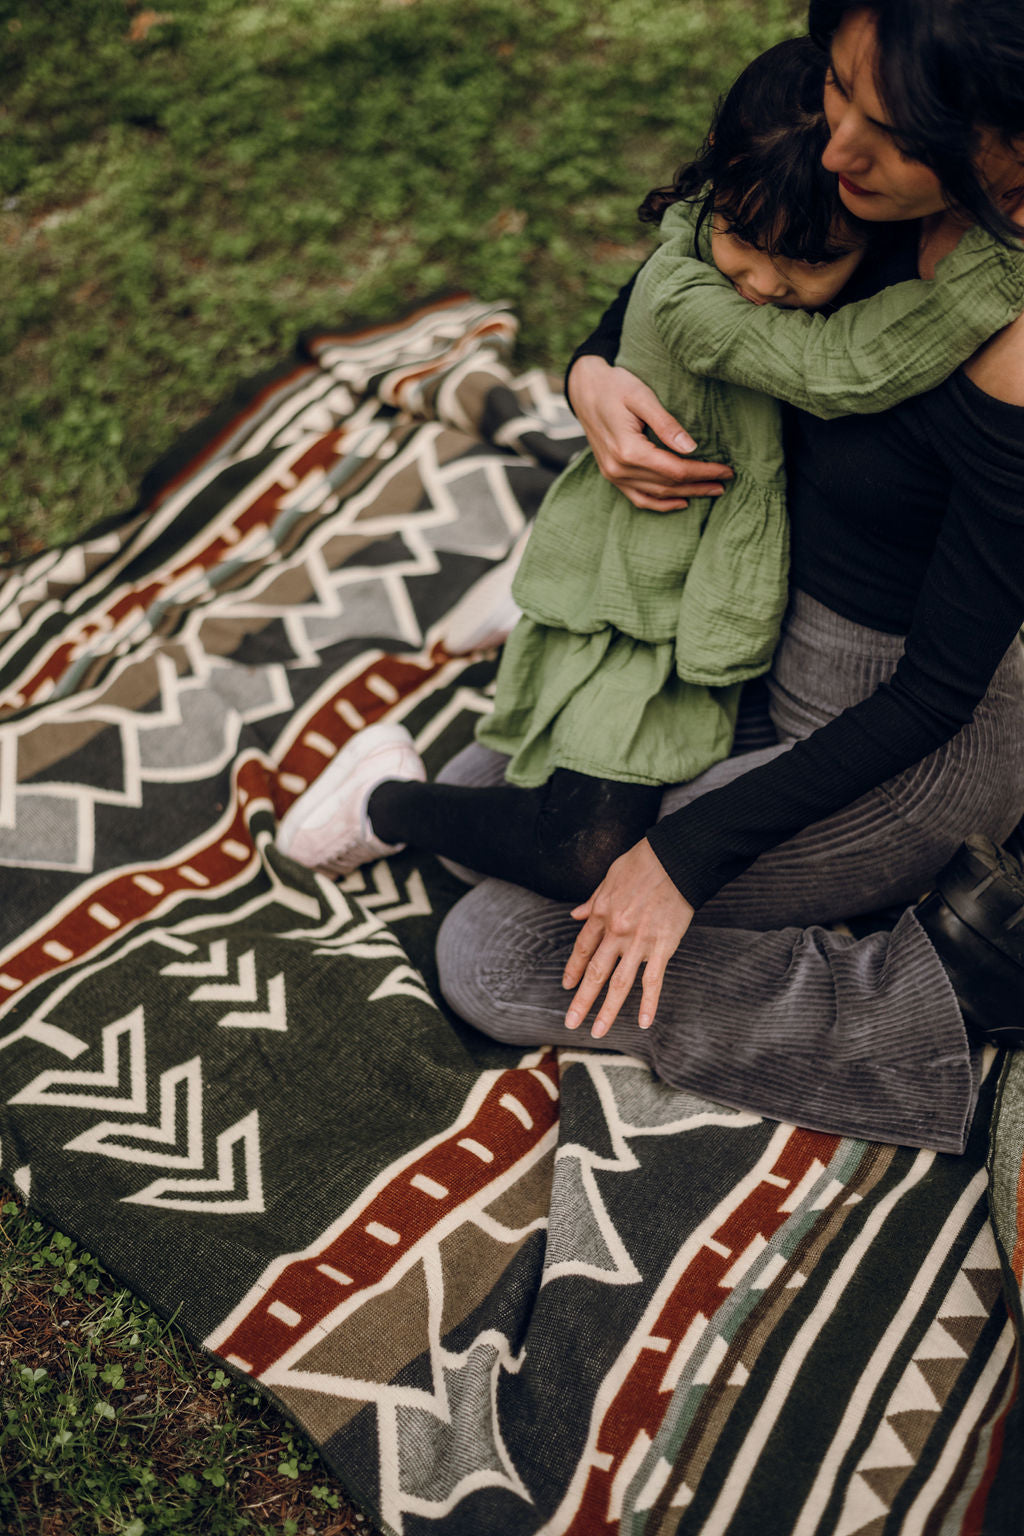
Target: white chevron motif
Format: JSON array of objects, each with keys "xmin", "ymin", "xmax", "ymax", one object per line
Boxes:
[
  {"xmin": 8, "ymin": 1008, "xmax": 147, "ymax": 1112},
  {"xmin": 164, "ymin": 944, "xmax": 289, "ymax": 1029},
  {"xmin": 368, "ymin": 964, "xmax": 436, "ymax": 1009},
  {"xmin": 63, "ymin": 1056, "xmax": 205, "ymax": 1168},
  {"xmin": 160, "ymin": 940, "xmax": 230, "ymax": 978},
  {"xmin": 188, "ymin": 949, "xmax": 260, "ymax": 1002},
  {"xmin": 218, "ymin": 971, "xmax": 288, "ymax": 1031},
  {"xmin": 339, "ymin": 863, "xmax": 433, "ymax": 923},
  {"xmin": 122, "ymin": 1108, "xmax": 264, "ymax": 1213}
]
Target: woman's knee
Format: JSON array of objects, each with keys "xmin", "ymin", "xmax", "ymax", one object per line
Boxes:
[
  {"xmin": 534, "ymin": 799, "xmax": 651, "ymax": 902},
  {"xmin": 435, "ymin": 743, "xmax": 510, "ymax": 790},
  {"xmin": 435, "ymin": 882, "xmax": 571, "ymax": 1047},
  {"xmin": 436, "ymin": 890, "xmax": 524, "ymax": 1041}
]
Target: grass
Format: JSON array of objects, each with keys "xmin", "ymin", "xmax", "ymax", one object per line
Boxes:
[
  {"xmin": 1, "ymin": 0, "xmax": 802, "ymax": 556},
  {"xmin": 0, "ymin": 1194, "xmax": 373, "ymax": 1535},
  {"xmin": 0, "ymin": 0, "xmax": 805, "ymax": 1529}
]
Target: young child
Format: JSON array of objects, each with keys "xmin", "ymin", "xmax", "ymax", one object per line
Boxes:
[{"xmin": 277, "ymin": 38, "xmax": 1024, "ymax": 901}]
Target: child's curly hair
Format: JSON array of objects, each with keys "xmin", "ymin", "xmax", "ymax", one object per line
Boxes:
[{"xmin": 640, "ymin": 36, "xmax": 865, "ymax": 263}]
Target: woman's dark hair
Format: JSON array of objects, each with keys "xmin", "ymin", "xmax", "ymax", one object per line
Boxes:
[
  {"xmin": 809, "ymin": 0, "xmax": 1024, "ymax": 242},
  {"xmin": 639, "ymin": 36, "xmax": 861, "ymax": 263}
]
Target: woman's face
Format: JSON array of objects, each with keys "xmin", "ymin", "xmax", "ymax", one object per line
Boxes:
[
  {"xmin": 823, "ymin": 6, "xmax": 1024, "ymax": 225},
  {"xmin": 821, "ymin": 8, "xmax": 947, "ymax": 222}
]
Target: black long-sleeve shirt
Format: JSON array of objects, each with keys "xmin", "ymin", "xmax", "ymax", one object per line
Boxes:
[{"xmin": 567, "ymin": 229, "xmax": 1024, "ymax": 907}]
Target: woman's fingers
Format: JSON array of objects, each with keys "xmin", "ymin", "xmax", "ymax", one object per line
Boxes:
[
  {"xmin": 562, "ymin": 839, "xmax": 695, "ymax": 1035},
  {"xmin": 564, "ymin": 934, "xmax": 623, "ymax": 1031},
  {"xmin": 590, "ymin": 948, "xmax": 643, "ymax": 1038},
  {"xmin": 567, "ymin": 358, "xmax": 732, "ymax": 509},
  {"xmin": 672, "ymin": 475, "xmax": 732, "ymax": 497},
  {"xmin": 638, "ymin": 948, "xmax": 668, "ymax": 1031},
  {"xmin": 563, "ymin": 904, "xmax": 599, "ymax": 990},
  {"xmin": 567, "ymin": 938, "xmax": 670, "ymax": 1038},
  {"xmin": 594, "ymin": 443, "xmax": 731, "ymax": 507},
  {"xmin": 640, "ymin": 396, "xmax": 697, "ymax": 456}
]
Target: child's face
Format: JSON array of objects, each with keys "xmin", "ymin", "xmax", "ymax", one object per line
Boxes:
[{"xmin": 710, "ymin": 217, "xmax": 866, "ymax": 309}]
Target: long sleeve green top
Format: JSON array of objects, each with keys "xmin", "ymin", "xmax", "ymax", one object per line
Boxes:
[{"xmin": 477, "ymin": 203, "xmax": 1024, "ymax": 788}]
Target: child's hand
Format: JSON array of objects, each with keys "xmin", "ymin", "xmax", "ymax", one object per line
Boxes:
[
  {"xmin": 567, "ymin": 358, "xmax": 733, "ymax": 511},
  {"xmin": 561, "ymin": 838, "xmax": 694, "ymax": 1037}
]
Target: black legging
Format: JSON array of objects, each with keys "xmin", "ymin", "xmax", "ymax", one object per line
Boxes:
[{"xmin": 368, "ymin": 769, "xmax": 663, "ymax": 904}]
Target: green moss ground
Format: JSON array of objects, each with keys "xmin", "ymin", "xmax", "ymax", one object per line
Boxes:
[{"xmin": 1, "ymin": 0, "xmax": 800, "ymax": 555}]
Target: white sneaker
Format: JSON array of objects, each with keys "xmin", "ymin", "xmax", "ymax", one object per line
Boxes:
[
  {"xmin": 276, "ymin": 722, "xmax": 426, "ymax": 876},
  {"xmin": 438, "ymin": 527, "xmax": 531, "ymax": 653}
]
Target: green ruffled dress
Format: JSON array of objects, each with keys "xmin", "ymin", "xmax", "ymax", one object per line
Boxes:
[{"xmin": 478, "ymin": 204, "xmax": 1024, "ymax": 788}]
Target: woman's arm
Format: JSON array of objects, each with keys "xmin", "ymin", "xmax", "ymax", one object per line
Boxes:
[
  {"xmin": 565, "ymin": 273, "xmax": 734, "ymax": 511},
  {"xmin": 965, "ymin": 308, "xmax": 1024, "ymax": 403},
  {"xmin": 649, "ymin": 223, "xmax": 1024, "ymax": 418},
  {"xmin": 563, "ymin": 366, "xmax": 1024, "ymax": 1034}
]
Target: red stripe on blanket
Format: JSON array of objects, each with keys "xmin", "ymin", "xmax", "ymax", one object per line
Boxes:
[
  {"xmin": 0, "ymin": 649, "xmax": 451, "ymax": 1003},
  {"xmin": 1012, "ymin": 1155, "xmax": 1024, "ymax": 1284},
  {"xmin": 960, "ymin": 1355, "xmax": 1017, "ymax": 1536},
  {"xmin": 562, "ymin": 1127, "xmax": 842, "ymax": 1533},
  {"xmin": 214, "ymin": 1055, "xmax": 560, "ymax": 1377},
  {"xmin": 2, "ymin": 427, "xmax": 350, "ymax": 713}
]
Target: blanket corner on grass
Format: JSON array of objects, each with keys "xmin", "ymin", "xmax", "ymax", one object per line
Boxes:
[{"xmin": 1, "ymin": 293, "xmax": 1023, "ymax": 1536}]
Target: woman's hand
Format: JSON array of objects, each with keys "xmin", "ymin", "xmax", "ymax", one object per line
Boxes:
[
  {"xmin": 562, "ymin": 838, "xmax": 695, "ymax": 1038},
  {"xmin": 567, "ymin": 356, "xmax": 733, "ymax": 512}
]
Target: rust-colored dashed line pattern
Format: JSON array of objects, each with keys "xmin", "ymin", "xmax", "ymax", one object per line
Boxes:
[
  {"xmin": 2, "ymin": 427, "xmax": 347, "ymax": 714},
  {"xmin": 216, "ymin": 1055, "xmax": 560, "ymax": 1377},
  {"xmin": 562, "ymin": 1127, "xmax": 842, "ymax": 1535},
  {"xmin": 0, "ymin": 646, "xmax": 452, "ymax": 1006},
  {"xmin": 272, "ymin": 645, "xmax": 448, "ymax": 796},
  {"xmin": 0, "ymin": 756, "xmax": 272, "ymax": 1000},
  {"xmin": 144, "ymin": 364, "xmax": 321, "ymax": 514}
]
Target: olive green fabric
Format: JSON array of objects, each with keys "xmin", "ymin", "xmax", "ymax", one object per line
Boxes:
[{"xmin": 479, "ymin": 206, "xmax": 1024, "ymax": 787}]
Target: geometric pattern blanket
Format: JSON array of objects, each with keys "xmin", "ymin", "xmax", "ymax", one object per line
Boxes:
[{"xmin": 2, "ymin": 294, "xmax": 1023, "ymax": 1535}]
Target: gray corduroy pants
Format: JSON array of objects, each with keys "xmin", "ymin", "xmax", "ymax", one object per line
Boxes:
[{"xmin": 435, "ymin": 593, "xmax": 1024, "ymax": 1153}]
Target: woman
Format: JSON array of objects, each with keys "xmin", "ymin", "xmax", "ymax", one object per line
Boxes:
[{"xmin": 431, "ymin": 0, "xmax": 1024, "ymax": 1155}]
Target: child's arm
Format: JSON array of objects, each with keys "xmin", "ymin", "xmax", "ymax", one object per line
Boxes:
[{"xmin": 648, "ymin": 220, "xmax": 1024, "ymax": 419}]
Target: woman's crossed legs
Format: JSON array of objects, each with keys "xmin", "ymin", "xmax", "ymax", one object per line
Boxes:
[{"xmin": 433, "ymin": 743, "xmax": 980, "ymax": 1153}]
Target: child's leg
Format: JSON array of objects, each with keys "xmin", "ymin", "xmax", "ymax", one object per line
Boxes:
[{"xmin": 369, "ymin": 770, "xmax": 662, "ymax": 904}]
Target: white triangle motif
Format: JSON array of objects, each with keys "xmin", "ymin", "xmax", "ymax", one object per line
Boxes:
[
  {"xmin": 8, "ymin": 1009, "xmax": 147, "ymax": 1112},
  {"xmin": 887, "ymin": 1359, "xmax": 942, "ymax": 1415},
  {"xmin": 218, "ymin": 972, "xmax": 288, "ymax": 1031},
  {"xmin": 63, "ymin": 1058, "xmax": 204, "ymax": 1168},
  {"xmin": 122, "ymin": 1109, "xmax": 264, "ymax": 1213},
  {"xmin": 937, "ymin": 1267, "xmax": 992, "ymax": 1320},
  {"xmin": 914, "ymin": 1318, "xmax": 968, "ymax": 1362},
  {"xmin": 835, "ymin": 1473, "xmax": 890, "ymax": 1536},
  {"xmin": 856, "ymin": 1417, "xmax": 915, "ymax": 1473},
  {"xmin": 368, "ymin": 963, "xmax": 435, "ymax": 1008}
]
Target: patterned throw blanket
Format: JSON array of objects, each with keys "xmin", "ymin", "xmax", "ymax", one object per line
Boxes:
[{"xmin": 2, "ymin": 296, "xmax": 1023, "ymax": 1535}]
